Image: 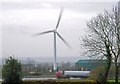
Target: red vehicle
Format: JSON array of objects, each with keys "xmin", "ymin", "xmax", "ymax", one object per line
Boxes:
[{"xmin": 56, "ymin": 71, "xmax": 90, "ymax": 79}]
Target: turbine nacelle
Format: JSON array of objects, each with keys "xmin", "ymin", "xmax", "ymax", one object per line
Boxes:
[{"xmin": 53, "ymin": 30, "xmax": 57, "ymax": 33}]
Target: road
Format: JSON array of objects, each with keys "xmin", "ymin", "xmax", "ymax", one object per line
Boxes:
[
  {"xmin": 0, "ymin": 77, "xmax": 82, "ymax": 81},
  {"xmin": 22, "ymin": 77, "xmax": 57, "ymax": 80},
  {"xmin": 22, "ymin": 77, "xmax": 83, "ymax": 80}
]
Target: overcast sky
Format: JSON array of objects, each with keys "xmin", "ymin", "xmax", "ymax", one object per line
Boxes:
[{"xmin": 0, "ymin": 0, "xmax": 119, "ymax": 62}]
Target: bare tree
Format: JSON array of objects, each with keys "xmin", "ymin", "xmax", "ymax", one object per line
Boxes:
[
  {"xmin": 82, "ymin": 3, "xmax": 120, "ymax": 83},
  {"xmin": 110, "ymin": 4, "xmax": 120, "ymax": 83},
  {"xmin": 82, "ymin": 11, "xmax": 113, "ymax": 83}
]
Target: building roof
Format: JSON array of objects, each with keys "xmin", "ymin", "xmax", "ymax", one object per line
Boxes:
[
  {"xmin": 76, "ymin": 60, "xmax": 106, "ymax": 71},
  {"xmin": 76, "ymin": 59, "xmax": 106, "ymax": 64}
]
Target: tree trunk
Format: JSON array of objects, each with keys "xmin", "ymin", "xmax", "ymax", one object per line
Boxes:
[
  {"xmin": 101, "ymin": 44, "xmax": 112, "ymax": 83},
  {"xmin": 115, "ymin": 58, "xmax": 118, "ymax": 84},
  {"xmin": 102, "ymin": 57, "xmax": 111, "ymax": 84}
]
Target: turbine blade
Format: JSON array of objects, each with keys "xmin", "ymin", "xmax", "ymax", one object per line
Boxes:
[
  {"xmin": 33, "ymin": 30, "xmax": 53, "ymax": 36},
  {"xmin": 55, "ymin": 8, "xmax": 63, "ymax": 30},
  {"xmin": 56, "ymin": 32, "xmax": 71, "ymax": 48}
]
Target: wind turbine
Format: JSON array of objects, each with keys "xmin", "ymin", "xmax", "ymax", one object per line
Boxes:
[{"xmin": 34, "ymin": 8, "xmax": 70, "ymax": 71}]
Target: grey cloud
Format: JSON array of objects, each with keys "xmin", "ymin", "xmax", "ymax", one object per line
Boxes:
[{"xmin": 1, "ymin": 2, "xmax": 117, "ymax": 13}]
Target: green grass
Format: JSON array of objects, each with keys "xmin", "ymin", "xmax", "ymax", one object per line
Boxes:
[
  {"xmin": 1, "ymin": 80, "xmax": 120, "ymax": 84},
  {"xmin": 107, "ymin": 80, "xmax": 120, "ymax": 82},
  {"xmin": 23, "ymin": 80, "xmax": 96, "ymax": 84},
  {"xmin": 56, "ymin": 79, "xmax": 95, "ymax": 83},
  {"xmin": 23, "ymin": 79, "xmax": 120, "ymax": 84},
  {"xmin": 22, "ymin": 80, "xmax": 120, "ymax": 84}
]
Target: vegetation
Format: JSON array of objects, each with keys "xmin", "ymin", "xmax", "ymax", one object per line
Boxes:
[
  {"xmin": 82, "ymin": 10, "xmax": 113, "ymax": 83},
  {"xmin": 22, "ymin": 80, "xmax": 96, "ymax": 84},
  {"xmin": 111, "ymin": 6, "xmax": 120, "ymax": 83},
  {"xmin": 22, "ymin": 80, "xmax": 120, "ymax": 84},
  {"xmin": 89, "ymin": 66, "xmax": 105, "ymax": 81},
  {"xmin": 2, "ymin": 56, "xmax": 23, "ymax": 84},
  {"xmin": 82, "ymin": 3, "xmax": 120, "ymax": 84},
  {"xmin": 89, "ymin": 65, "xmax": 120, "ymax": 80}
]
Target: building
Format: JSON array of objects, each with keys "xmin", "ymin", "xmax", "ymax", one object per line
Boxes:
[{"xmin": 76, "ymin": 60, "xmax": 106, "ymax": 71}]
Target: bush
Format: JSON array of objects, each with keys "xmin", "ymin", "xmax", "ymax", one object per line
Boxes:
[
  {"xmin": 88, "ymin": 66, "xmax": 106, "ymax": 82},
  {"xmin": 2, "ymin": 56, "xmax": 23, "ymax": 84}
]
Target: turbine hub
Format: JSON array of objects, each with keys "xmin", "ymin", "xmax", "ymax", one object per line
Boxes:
[{"xmin": 53, "ymin": 30, "xmax": 57, "ymax": 33}]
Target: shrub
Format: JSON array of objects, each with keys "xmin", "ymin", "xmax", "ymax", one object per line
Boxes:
[
  {"xmin": 2, "ymin": 56, "xmax": 23, "ymax": 84},
  {"xmin": 88, "ymin": 66, "xmax": 106, "ymax": 82}
]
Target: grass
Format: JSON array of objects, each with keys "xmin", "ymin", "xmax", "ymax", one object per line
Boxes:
[
  {"xmin": 23, "ymin": 79, "xmax": 120, "ymax": 83},
  {"xmin": 56, "ymin": 79, "xmax": 95, "ymax": 83},
  {"xmin": 1, "ymin": 80, "xmax": 120, "ymax": 84},
  {"xmin": 22, "ymin": 80, "xmax": 120, "ymax": 84},
  {"xmin": 107, "ymin": 80, "xmax": 120, "ymax": 83},
  {"xmin": 56, "ymin": 79, "xmax": 120, "ymax": 83},
  {"xmin": 22, "ymin": 80, "xmax": 96, "ymax": 84}
]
